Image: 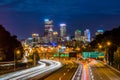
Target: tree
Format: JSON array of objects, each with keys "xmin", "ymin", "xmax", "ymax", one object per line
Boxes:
[
  {"xmin": 114, "ymin": 47, "xmax": 120, "ymax": 69},
  {"xmin": 0, "ymin": 25, "xmax": 24, "ymax": 61},
  {"xmin": 90, "ymin": 26, "xmax": 120, "ymax": 65}
]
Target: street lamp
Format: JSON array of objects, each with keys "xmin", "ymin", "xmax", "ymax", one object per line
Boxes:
[
  {"xmin": 44, "ymin": 48, "xmax": 47, "ymax": 59},
  {"xmin": 75, "ymin": 47, "xmax": 80, "ymax": 60},
  {"xmin": 32, "ymin": 47, "xmax": 38, "ymax": 66},
  {"xmin": 40, "ymin": 47, "xmax": 44, "ymax": 59},
  {"xmin": 58, "ymin": 45, "xmax": 61, "ymax": 61},
  {"xmin": 107, "ymin": 41, "xmax": 111, "ymax": 46},
  {"xmin": 14, "ymin": 49, "xmax": 20, "ymax": 71},
  {"xmin": 106, "ymin": 41, "xmax": 111, "ymax": 64},
  {"xmin": 41, "ymin": 47, "xmax": 47, "ymax": 59},
  {"xmin": 99, "ymin": 45, "xmax": 102, "ymax": 49}
]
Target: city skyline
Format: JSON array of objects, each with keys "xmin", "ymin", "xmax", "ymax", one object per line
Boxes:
[
  {"xmin": 0, "ymin": 0, "xmax": 120, "ymax": 39},
  {"xmin": 0, "ymin": 1, "xmax": 120, "ymax": 79}
]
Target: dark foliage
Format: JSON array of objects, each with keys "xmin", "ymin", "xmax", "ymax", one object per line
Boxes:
[
  {"xmin": 90, "ymin": 26, "xmax": 120, "ymax": 65},
  {"xmin": 90, "ymin": 26, "xmax": 120, "ymax": 48},
  {"xmin": 0, "ymin": 25, "xmax": 24, "ymax": 61}
]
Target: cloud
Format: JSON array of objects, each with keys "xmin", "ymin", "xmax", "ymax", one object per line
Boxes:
[
  {"xmin": 0, "ymin": 0, "xmax": 16, "ymax": 5},
  {"xmin": 0, "ymin": 0, "xmax": 120, "ymax": 15}
]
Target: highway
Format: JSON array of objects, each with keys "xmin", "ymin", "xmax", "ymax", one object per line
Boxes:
[
  {"xmin": 81, "ymin": 63, "xmax": 89, "ymax": 80},
  {"xmin": 38, "ymin": 61, "xmax": 78, "ymax": 80},
  {"xmin": 72, "ymin": 63, "xmax": 82, "ymax": 80},
  {"xmin": 0, "ymin": 60, "xmax": 62, "ymax": 80},
  {"xmin": 89, "ymin": 60, "xmax": 120, "ymax": 80}
]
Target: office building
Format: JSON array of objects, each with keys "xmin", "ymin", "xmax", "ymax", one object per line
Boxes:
[
  {"xmin": 32, "ymin": 33, "xmax": 39, "ymax": 46},
  {"xmin": 53, "ymin": 31, "xmax": 58, "ymax": 42},
  {"xmin": 75, "ymin": 29, "xmax": 81, "ymax": 41},
  {"xmin": 44, "ymin": 19, "xmax": 54, "ymax": 42},
  {"xmin": 60, "ymin": 23, "xmax": 66, "ymax": 37},
  {"xmin": 84, "ymin": 29, "xmax": 91, "ymax": 42}
]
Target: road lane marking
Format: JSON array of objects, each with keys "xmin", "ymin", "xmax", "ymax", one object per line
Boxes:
[{"xmin": 59, "ymin": 77, "xmax": 61, "ymax": 80}]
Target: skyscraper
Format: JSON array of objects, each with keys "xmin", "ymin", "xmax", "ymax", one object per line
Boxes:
[
  {"xmin": 84, "ymin": 29, "xmax": 91, "ymax": 42},
  {"xmin": 75, "ymin": 29, "xmax": 81, "ymax": 41},
  {"xmin": 60, "ymin": 23, "xmax": 66, "ymax": 41},
  {"xmin": 44, "ymin": 19, "xmax": 53, "ymax": 42},
  {"xmin": 32, "ymin": 33, "xmax": 39, "ymax": 46},
  {"xmin": 53, "ymin": 31, "xmax": 58, "ymax": 42},
  {"xmin": 60, "ymin": 23, "xmax": 66, "ymax": 37}
]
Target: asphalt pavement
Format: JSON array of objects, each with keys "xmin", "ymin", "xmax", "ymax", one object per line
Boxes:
[
  {"xmin": 39, "ymin": 61, "xmax": 78, "ymax": 80},
  {"xmin": 89, "ymin": 60, "xmax": 120, "ymax": 80}
]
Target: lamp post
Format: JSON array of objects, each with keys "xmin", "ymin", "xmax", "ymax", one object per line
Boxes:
[
  {"xmin": 14, "ymin": 49, "xmax": 16, "ymax": 71},
  {"xmin": 106, "ymin": 41, "xmax": 111, "ymax": 64},
  {"xmin": 107, "ymin": 41, "xmax": 111, "ymax": 46},
  {"xmin": 75, "ymin": 47, "xmax": 80, "ymax": 60},
  {"xmin": 32, "ymin": 47, "xmax": 37, "ymax": 66},
  {"xmin": 97, "ymin": 41, "xmax": 111, "ymax": 64},
  {"xmin": 99, "ymin": 45, "xmax": 102, "ymax": 49},
  {"xmin": 41, "ymin": 47, "xmax": 47, "ymax": 59},
  {"xmin": 45, "ymin": 48, "xmax": 48, "ymax": 59},
  {"xmin": 58, "ymin": 46, "xmax": 61, "ymax": 61},
  {"xmin": 14, "ymin": 49, "xmax": 20, "ymax": 71},
  {"xmin": 40, "ymin": 47, "xmax": 44, "ymax": 59},
  {"xmin": 59, "ymin": 48, "xmax": 60, "ymax": 61}
]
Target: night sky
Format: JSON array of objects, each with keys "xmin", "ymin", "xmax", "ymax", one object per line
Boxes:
[{"xmin": 0, "ymin": 0, "xmax": 120, "ymax": 39}]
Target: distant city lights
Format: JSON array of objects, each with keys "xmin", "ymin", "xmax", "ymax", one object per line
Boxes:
[
  {"xmin": 60, "ymin": 23, "xmax": 66, "ymax": 26},
  {"xmin": 44, "ymin": 19, "xmax": 49, "ymax": 22}
]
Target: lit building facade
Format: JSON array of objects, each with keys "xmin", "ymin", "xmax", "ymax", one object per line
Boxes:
[
  {"xmin": 44, "ymin": 19, "xmax": 53, "ymax": 42},
  {"xmin": 75, "ymin": 29, "xmax": 81, "ymax": 41},
  {"xmin": 60, "ymin": 23, "xmax": 66, "ymax": 41},
  {"xmin": 25, "ymin": 37, "xmax": 33, "ymax": 46},
  {"xmin": 60, "ymin": 23, "xmax": 66, "ymax": 37},
  {"xmin": 84, "ymin": 29, "xmax": 91, "ymax": 42},
  {"xmin": 32, "ymin": 33, "xmax": 39, "ymax": 46},
  {"xmin": 95, "ymin": 30, "xmax": 104, "ymax": 35},
  {"xmin": 53, "ymin": 31, "xmax": 58, "ymax": 42}
]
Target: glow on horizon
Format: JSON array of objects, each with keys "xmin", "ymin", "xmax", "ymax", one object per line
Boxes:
[
  {"xmin": 97, "ymin": 30, "xmax": 104, "ymax": 32},
  {"xmin": 44, "ymin": 19, "xmax": 49, "ymax": 22},
  {"xmin": 60, "ymin": 23, "xmax": 66, "ymax": 26}
]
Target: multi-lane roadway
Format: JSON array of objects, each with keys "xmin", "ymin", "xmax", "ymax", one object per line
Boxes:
[
  {"xmin": 89, "ymin": 60, "xmax": 120, "ymax": 80},
  {"xmin": 38, "ymin": 61, "xmax": 78, "ymax": 80},
  {"xmin": 1, "ymin": 59, "xmax": 120, "ymax": 80},
  {"xmin": 0, "ymin": 59, "xmax": 62, "ymax": 80}
]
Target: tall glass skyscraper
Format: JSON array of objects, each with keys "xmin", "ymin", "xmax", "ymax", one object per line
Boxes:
[
  {"xmin": 60, "ymin": 23, "xmax": 66, "ymax": 37},
  {"xmin": 44, "ymin": 19, "xmax": 53, "ymax": 42},
  {"xmin": 84, "ymin": 29, "xmax": 91, "ymax": 42}
]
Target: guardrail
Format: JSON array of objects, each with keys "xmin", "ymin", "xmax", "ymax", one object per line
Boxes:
[
  {"xmin": 0, "ymin": 60, "xmax": 46, "ymax": 80},
  {"xmin": 0, "ymin": 59, "xmax": 62, "ymax": 80},
  {"xmin": 72, "ymin": 63, "xmax": 83, "ymax": 80}
]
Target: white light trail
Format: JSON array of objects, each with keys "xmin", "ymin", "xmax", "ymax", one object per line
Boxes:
[{"xmin": 0, "ymin": 60, "xmax": 62, "ymax": 80}]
